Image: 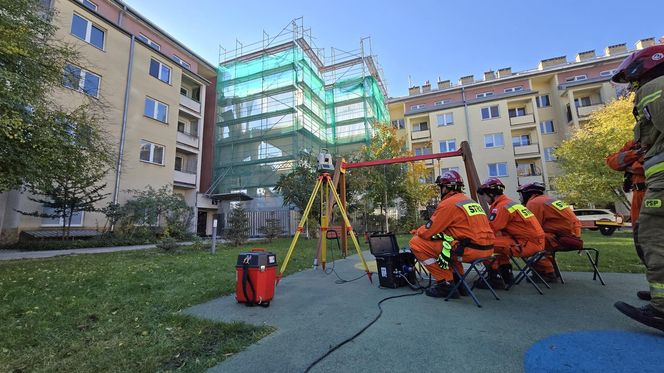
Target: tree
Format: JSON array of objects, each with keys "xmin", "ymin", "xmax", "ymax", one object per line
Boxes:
[
  {"xmin": 274, "ymin": 155, "xmax": 320, "ymax": 236},
  {"xmin": 227, "ymin": 205, "xmax": 249, "ymax": 246},
  {"xmin": 118, "ymin": 186, "xmax": 193, "ymax": 239},
  {"xmin": 399, "ymin": 162, "xmax": 438, "ymax": 232},
  {"xmin": 554, "ymin": 94, "xmax": 635, "ymax": 207},
  {"xmin": 258, "ymin": 212, "xmax": 283, "ymax": 242},
  {"xmin": 0, "ymin": 0, "xmax": 79, "ymax": 191}
]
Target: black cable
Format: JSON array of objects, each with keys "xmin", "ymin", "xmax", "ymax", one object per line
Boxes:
[
  {"xmin": 303, "ymin": 285, "xmax": 423, "ymax": 373},
  {"xmin": 323, "ymin": 235, "xmax": 367, "ymax": 284}
]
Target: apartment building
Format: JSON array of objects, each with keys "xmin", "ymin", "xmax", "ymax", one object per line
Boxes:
[
  {"xmin": 0, "ymin": 0, "xmax": 217, "ymax": 242},
  {"xmin": 388, "ymin": 39, "xmax": 659, "ymax": 199}
]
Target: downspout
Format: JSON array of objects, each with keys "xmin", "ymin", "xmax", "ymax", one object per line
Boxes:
[
  {"xmin": 461, "ymin": 86, "xmax": 471, "ymax": 146},
  {"xmin": 113, "ymin": 35, "xmax": 135, "ymax": 204}
]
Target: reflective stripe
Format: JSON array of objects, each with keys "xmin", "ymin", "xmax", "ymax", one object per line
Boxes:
[
  {"xmin": 455, "ymin": 199, "xmax": 476, "ymax": 207},
  {"xmin": 650, "ymin": 282, "xmax": 664, "ymax": 298},
  {"xmin": 645, "ymin": 161, "xmax": 664, "ymax": 178},
  {"xmin": 422, "ymin": 258, "xmax": 437, "ymax": 266},
  {"xmin": 505, "ymin": 201, "xmax": 519, "ymax": 210},
  {"xmin": 637, "ymin": 90, "xmax": 662, "ymax": 111},
  {"xmin": 618, "ymin": 152, "xmax": 628, "ymax": 168},
  {"xmin": 545, "ymin": 198, "xmax": 569, "ymax": 210},
  {"xmin": 644, "ymin": 152, "xmax": 664, "ymax": 169}
]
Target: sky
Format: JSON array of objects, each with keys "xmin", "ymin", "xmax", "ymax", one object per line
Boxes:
[{"xmin": 126, "ymin": 0, "xmax": 664, "ymax": 98}]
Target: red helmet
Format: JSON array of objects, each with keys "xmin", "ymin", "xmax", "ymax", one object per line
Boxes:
[
  {"xmin": 517, "ymin": 181, "xmax": 546, "ymax": 194},
  {"xmin": 478, "ymin": 177, "xmax": 505, "ymax": 195},
  {"xmin": 611, "ymin": 45, "xmax": 664, "ymax": 84},
  {"xmin": 435, "ymin": 170, "xmax": 464, "ymax": 188}
]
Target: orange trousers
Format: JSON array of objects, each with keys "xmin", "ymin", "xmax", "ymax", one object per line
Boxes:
[
  {"xmin": 409, "ymin": 235, "xmax": 494, "ymax": 282},
  {"xmin": 532, "ymin": 233, "xmax": 560, "ymax": 274},
  {"xmin": 490, "ymin": 236, "xmax": 544, "ymax": 269}
]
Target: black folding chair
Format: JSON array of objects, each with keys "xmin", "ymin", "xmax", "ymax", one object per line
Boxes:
[
  {"xmin": 505, "ymin": 250, "xmax": 551, "ymax": 295},
  {"xmin": 551, "ymin": 247, "xmax": 606, "ymax": 285},
  {"xmin": 444, "ymin": 255, "xmax": 500, "ymax": 308}
]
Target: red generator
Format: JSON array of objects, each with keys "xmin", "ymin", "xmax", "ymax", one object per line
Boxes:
[{"xmin": 235, "ymin": 249, "xmax": 277, "ymax": 307}]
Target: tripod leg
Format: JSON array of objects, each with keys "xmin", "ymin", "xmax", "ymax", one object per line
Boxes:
[
  {"xmin": 277, "ymin": 178, "xmax": 323, "ymax": 283},
  {"xmin": 321, "ymin": 180, "xmax": 328, "ymax": 270}
]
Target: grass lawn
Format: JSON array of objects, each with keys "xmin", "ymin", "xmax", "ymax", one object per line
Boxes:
[{"xmin": 0, "ymin": 229, "xmax": 643, "ymax": 372}]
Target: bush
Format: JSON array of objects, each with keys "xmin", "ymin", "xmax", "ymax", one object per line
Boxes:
[
  {"xmin": 156, "ymin": 236, "xmax": 178, "ymax": 251},
  {"xmin": 227, "ymin": 206, "xmax": 249, "ymax": 246},
  {"xmin": 0, "ymin": 235, "xmax": 157, "ymax": 251},
  {"xmin": 258, "ymin": 215, "xmax": 283, "ymax": 243}
]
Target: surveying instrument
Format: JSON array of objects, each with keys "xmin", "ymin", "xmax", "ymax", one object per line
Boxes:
[{"xmin": 276, "ymin": 149, "xmax": 373, "ymax": 284}]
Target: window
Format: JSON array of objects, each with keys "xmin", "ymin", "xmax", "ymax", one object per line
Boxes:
[
  {"xmin": 174, "ymin": 156, "xmax": 183, "ymax": 171},
  {"xmin": 434, "ymin": 100, "xmax": 449, "ymax": 106},
  {"xmin": 63, "ymin": 64, "xmax": 100, "ymax": 97},
  {"xmin": 488, "ymin": 163, "xmax": 508, "ymax": 177},
  {"xmin": 71, "ymin": 14, "xmax": 104, "ymax": 49},
  {"xmin": 144, "ymin": 97, "xmax": 168, "ymax": 123},
  {"xmin": 414, "ymin": 147, "xmax": 432, "ymax": 156},
  {"xmin": 600, "ymin": 69, "xmax": 618, "ymax": 77},
  {"xmin": 410, "ymin": 104, "xmax": 426, "ymax": 110},
  {"xmin": 484, "ymin": 133, "xmax": 504, "ymax": 148},
  {"xmin": 540, "ymin": 120, "xmax": 555, "ymax": 134},
  {"xmin": 172, "ymin": 54, "xmax": 191, "ymax": 69},
  {"xmin": 41, "ymin": 206, "xmax": 83, "ymax": 227},
  {"xmin": 574, "ymin": 96, "xmax": 591, "ymax": 107},
  {"xmin": 439, "ymin": 139, "xmax": 456, "ymax": 153},
  {"xmin": 508, "ymin": 107, "xmax": 526, "ymax": 118},
  {"xmin": 544, "ymin": 147, "xmax": 557, "ymax": 162},
  {"xmin": 177, "ymin": 121, "xmax": 186, "ymax": 133},
  {"xmin": 180, "ymin": 87, "xmax": 189, "ymax": 96},
  {"xmin": 137, "ymin": 33, "xmax": 160, "ymax": 50},
  {"xmin": 149, "ymin": 59, "xmax": 171, "ymax": 84},
  {"xmin": 412, "ymin": 122, "xmax": 428, "ymax": 132},
  {"xmin": 78, "ymin": 0, "xmax": 97, "ymax": 10},
  {"xmin": 140, "ymin": 140, "xmax": 164, "ymax": 165},
  {"xmin": 391, "ymin": 119, "xmax": 405, "ymax": 129},
  {"xmin": 566, "ymin": 74, "xmax": 587, "ymax": 82},
  {"xmin": 536, "ymin": 95, "xmax": 550, "ymax": 108},
  {"xmin": 512, "ymin": 134, "xmax": 530, "ymax": 147},
  {"xmin": 476, "ymin": 92, "xmax": 494, "ymax": 98},
  {"xmin": 481, "ymin": 105, "xmax": 500, "ymax": 119},
  {"xmin": 504, "ymin": 86, "xmax": 523, "ymax": 93},
  {"xmin": 437, "ymin": 112, "xmax": 454, "ymax": 126}
]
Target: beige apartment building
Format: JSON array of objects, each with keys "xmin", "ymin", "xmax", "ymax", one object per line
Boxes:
[
  {"xmin": 388, "ymin": 38, "xmax": 660, "ymax": 201},
  {"xmin": 0, "ymin": 0, "xmax": 217, "ymax": 242}
]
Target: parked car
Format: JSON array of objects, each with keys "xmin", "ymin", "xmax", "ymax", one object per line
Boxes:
[{"xmin": 572, "ymin": 209, "xmax": 624, "ymax": 236}]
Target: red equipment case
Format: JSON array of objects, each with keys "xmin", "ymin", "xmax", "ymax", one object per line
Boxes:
[{"xmin": 235, "ymin": 249, "xmax": 277, "ymax": 307}]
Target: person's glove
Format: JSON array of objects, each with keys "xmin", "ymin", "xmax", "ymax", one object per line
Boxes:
[{"xmin": 436, "ymin": 241, "xmax": 453, "ymax": 269}]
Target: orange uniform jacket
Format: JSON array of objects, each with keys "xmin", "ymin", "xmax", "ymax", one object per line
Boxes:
[
  {"xmin": 606, "ymin": 139, "xmax": 646, "ymax": 223},
  {"xmin": 526, "ymin": 195, "xmax": 581, "ymax": 242},
  {"xmin": 488, "ymin": 194, "xmax": 545, "ymax": 257},
  {"xmin": 415, "ymin": 192, "xmax": 494, "ymax": 247}
]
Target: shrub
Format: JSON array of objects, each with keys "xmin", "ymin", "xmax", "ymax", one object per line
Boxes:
[
  {"xmin": 258, "ymin": 214, "xmax": 283, "ymax": 243},
  {"xmin": 156, "ymin": 236, "xmax": 178, "ymax": 251},
  {"xmin": 227, "ymin": 206, "xmax": 249, "ymax": 246}
]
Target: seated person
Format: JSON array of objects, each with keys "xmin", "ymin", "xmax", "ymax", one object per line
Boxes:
[
  {"xmin": 516, "ymin": 182, "xmax": 582, "ymax": 282},
  {"xmin": 476, "ymin": 177, "xmax": 545, "ymax": 289},
  {"xmin": 409, "ymin": 171, "xmax": 495, "ymax": 298}
]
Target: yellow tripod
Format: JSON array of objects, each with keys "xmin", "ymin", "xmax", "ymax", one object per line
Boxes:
[{"xmin": 276, "ymin": 172, "xmax": 373, "ymax": 284}]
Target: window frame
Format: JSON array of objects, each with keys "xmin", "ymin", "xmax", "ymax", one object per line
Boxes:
[
  {"xmin": 410, "ymin": 104, "xmax": 426, "ymax": 110},
  {"xmin": 70, "ymin": 13, "xmax": 105, "ymax": 50},
  {"xmin": 540, "ymin": 120, "xmax": 555, "ymax": 134},
  {"xmin": 544, "ymin": 147, "xmax": 557, "ymax": 162},
  {"xmin": 565, "ymin": 74, "xmax": 588, "ymax": 82},
  {"xmin": 79, "ymin": 0, "xmax": 97, "ymax": 11},
  {"xmin": 600, "ymin": 69, "xmax": 618, "ymax": 77},
  {"xmin": 481, "ymin": 105, "xmax": 500, "ymax": 120},
  {"xmin": 436, "ymin": 112, "xmax": 454, "ymax": 126},
  {"xmin": 63, "ymin": 64, "xmax": 101, "ymax": 98},
  {"xmin": 414, "ymin": 146, "xmax": 432, "ymax": 156},
  {"xmin": 412, "ymin": 122, "xmax": 429, "ymax": 132},
  {"xmin": 476, "ymin": 92, "xmax": 494, "ymax": 98},
  {"xmin": 137, "ymin": 33, "xmax": 161, "ymax": 51},
  {"xmin": 536, "ymin": 95, "xmax": 551, "ymax": 108},
  {"xmin": 488, "ymin": 162, "xmax": 509, "ymax": 177},
  {"xmin": 508, "ymin": 107, "xmax": 526, "ymax": 118},
  {"xmin": 172, "ymin": 54, "xmax": 191, "ymax": 69},
  {"xmin": 139, "ymin": 140, "xmax": 165, "ymax": 165},
  {"xmin": 504, "ymin": 86, "xmax": 523, "ymax": 93},
  {"xmin": 41, "ymin": 207, "xmax": 84, "ymax": 227},
  {"xmin": 144, "ymin": 97, "xmax": 169, "ymax": 123},
  {"xmin": 434, "ymin": 100, "xmax": 449, "ymax": 106},
  {"xmin": 484, "ymin": 133, "xmax": 505, "ymax": 148},
  {"xmin": 439, "ymin": 139, "xmax": 457, "ymax": 153},
  {"xmin": 149, "ymin": 58, "xmax": 172, "ymax": 84},
  {"xmin": 574, "ymin": 96, "xmax": 592, "ymax": 107},
  {"xmin": 512, "ymin": 134, "xmax": 531, "ymax": 147}
]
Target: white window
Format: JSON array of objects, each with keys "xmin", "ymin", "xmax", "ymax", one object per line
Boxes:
[
  {"xmin": 149, "ymin": 58, "xmax": 171, "ymax": 84},
  {"xmin": 41, "ymin": 206, "xmax": 84, "ymax": 227},
  {"xmin": 536, "ymin": 95, "xmax": 550, "ymax": 108},
  {"xmin": 138, "ymin": 33, "xmax": 161, "ymax": 51},
  {"xmin": 414, "ymin": 147, "xmax": 432, "ymax": 156},
  {"xmin": 412, "ymin": 122, "xmax": 428, "ymax": 132},
  {"xmin": 481, "ymin": 105, "xmax": 500, "ymax": 119},
  {"xmin": 566, "ymin": 74, "xmax": 587, "ymax": 82},
  {"xmin": 437, "ymin": 112, "xmax": 454, "ymax": 126},
  {"xmin": 140, "ymin": 140, "xmax": 165, "ymax": 165},
  {"xmin": 540, "ymin": 120, "xmax": 555, "ymax": 134},
  {"xmin": 391, "ymin": 119, "xmax": 405, "ymax": 129},
  {"xmin": 434, "ymin": 100, "xmax": 449, "ymax": 106},
  {"xmin": 78, "ymin": 0, "xmax": 97, "ymax": 11},
  {"xmin": 476, "ymin": 92, "xmax": 494, "ymax": 98},
  {"xmin": 63, "ymin": 64, "xmax": 100, "ymax": 97},
  {"xmin": 439, "ymin": 139, "xmax": 457, "ymax": 153},
  {"xmin": 144, "ymin": 97, "xmax": 168, "ymax": 123},
  {"xmin": 484, "ymin": 133, "xmax": 504, "ymax": 148},
  {"xmin": 508, "ymin": 107, "xmax": 526, "ymax": 117},
  {"xmin": 172, "ymin": 54, "xmax": 191, "ymax": 69},
  {"xmin": 544, "ymin": 147, "xmax": 557, "ymax": 161},
  {"xmin": 488, "ymin": 163, "xmax": 508, "ymax": 177},
  {"xmin": 504, "ymin": 86, "xmax": 523, "ymax": 93},
  {"xmin": 600, "ymin": 69, "xmax": 618, "ymax": 77},
  {"xmin": 512, "ymin": 134, "xmax": 531, "ymax": 147},
  {"xmin": 574, "ymin": 96, "xmax": 592, "ymax": 107},
  {"xmin": 70, "ymin": 13, "xmax": 104, "ymax": 49},
  {"xmin": 410, "ymin": 104, "xmax": 426, "ymax": 110}
]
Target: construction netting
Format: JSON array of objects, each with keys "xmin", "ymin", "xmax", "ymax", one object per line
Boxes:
[{"xmin": 212, "ymin": 44, "xmax": 389, "ymax": 196}]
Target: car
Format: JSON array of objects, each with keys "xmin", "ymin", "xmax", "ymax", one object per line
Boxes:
[{"xmin": 572, "ymin": 208, "xmax": 624, "ymax": 236}]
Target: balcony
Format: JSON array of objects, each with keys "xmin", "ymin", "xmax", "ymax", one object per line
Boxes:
[
  {"xmin": 176, "ymin": 130, "xmax": 199, "ymax": 149},
  {"xmin": 518, "ymin": 174, "xmax": 544, "ymax": 186},
  {"xmin": 174, "ymin": 169, "xmax": 196, "ymax": 187},
  {"xmin": 411, "ymin": 130, "xmax": 431, "ymax": 142},
  {"xmin": 577, "ymin": 103, "xmax": 605, "ymax": 117},
  {"xmin": 509, "ymin": 114, "xmax": 536, "ymax": 126},
  {"xmin": 180, "ymin": 94, "xmax": 201, "ymax": 113},
  {"xmin": 513, "ymin": 143, "xmax": 540, "ymax": 157}
]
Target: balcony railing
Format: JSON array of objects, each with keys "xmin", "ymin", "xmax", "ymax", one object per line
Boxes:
[
  {"xmin": 509, "ymin": 114, "xmax": 535, "ymax": 126},
  {"xmin": 180, "ymin": 94, "xmax": 201, "ymax": 113},
  {"xmin": 174, "ymin": 169, "xmax": 196, "ymax": 186},
  {"xmin": 513, "ymin": 143, "xmax": 540, "ymax": 156},
  {"xmin": 518, "ymin": 174, "xmax": 544, "ymax": 186},
  {"xmin": 577, "ymin": 103, "xmax": 605, "ymax": 117},
  {"xmin": 411, "ymin": 130, "xmax": 431, "ymax": 141},
  {"xmin": 176, "ymin": 130, "xmax": 199, "ymax": 148}
]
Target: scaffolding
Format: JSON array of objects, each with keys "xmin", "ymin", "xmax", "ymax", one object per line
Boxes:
[{"xmin": 209, "ymin": 19, "xmax": 389, "ymax": 198}]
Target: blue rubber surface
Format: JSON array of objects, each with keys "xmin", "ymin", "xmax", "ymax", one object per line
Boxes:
[{"xmin": 525, "ymin": 330, "xmax": 664, "ymax": 373}]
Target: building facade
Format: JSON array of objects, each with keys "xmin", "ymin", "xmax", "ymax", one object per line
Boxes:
[
  {"xmin": 388, "ymin": 39, "xmax": 659, "ymax": 201},
  {"xmin": 0, "ymin": 0, "xmax": 218, "ymax": 242}
]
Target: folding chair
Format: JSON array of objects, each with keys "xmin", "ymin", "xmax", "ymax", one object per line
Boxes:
[
  {"xmin": 444, "ymin": 255, "xmax": 500, "ymax": 308},
  {"xmin": 551, "ymin": 247, "xmax": 606, "ymax": 285},
  {"xmin": 505, "ymin": 250, "xmax": 551, "ymax": 295}
]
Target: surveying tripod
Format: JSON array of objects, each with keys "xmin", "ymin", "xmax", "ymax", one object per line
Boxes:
[{"xmin": 276, "ymin": 172, "xmax": 373, "ymax": 284}]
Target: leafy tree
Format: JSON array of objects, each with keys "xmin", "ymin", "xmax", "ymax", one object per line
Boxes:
[
  {"xmin": 555, "ymin": 94, "xmax": 635, "ymax": 207},
  {"xmin": 118, "ymin": 186, "xmax": 193, "ymax": 239},
  {"xmin": 274, "ymin": 155, "xmax": 320, "ymax": 236},
  {"xmin": 399, "ymin": 161, "xmax": 438, "ymax": 232},
  {"xmin": 0, "ymin": 0, "xmax": 79, "ymax": 191},
  {"xmin": 227, "ymin": 205, "xmax": 249, "ymax": 246},
  {"xmin": 258, "ymin": 212, "xmax": 283, "ymax": 242}
]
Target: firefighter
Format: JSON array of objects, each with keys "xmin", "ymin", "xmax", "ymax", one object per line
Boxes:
[
  {"xmin": 409, "ymin": 171, "xmax": 495, "ymax": 298},
  {"xmin": 516, "ymin": 182, "xmax": 582, "ymax": 283},
  {"xmin": 611, "ymin": 45, "xmax": 664, "ymax": 332},
  {"xmin": 476, "ymin": 177, "xmax": 545, "ymax": 289},
  {"xmin": 606, "ymin": 140, "xmax": 649, "ymax": 300}
]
